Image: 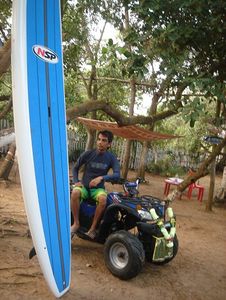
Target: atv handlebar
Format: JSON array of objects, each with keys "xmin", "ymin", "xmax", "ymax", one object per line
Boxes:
[{"xmin": 107, "ymin": 177, "xmax": 143, "ymax": 197}]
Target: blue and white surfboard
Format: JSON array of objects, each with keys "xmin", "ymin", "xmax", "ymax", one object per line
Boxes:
[{"xmin": 11, "ymin": 0, "xmax": 71, "ymax": 297}]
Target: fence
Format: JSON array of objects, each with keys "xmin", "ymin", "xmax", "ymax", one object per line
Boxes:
[
  {"xmin": 0, "ymin": 119, "xmax": 10, "ymax": 130},
  {"xmin": 0, "ymin": 123, "xmax": 203, "ymax": 170},
  {"xmin": 0, "ymin": 119, "xmax": 12, "ymax": 155},
  {"xmin": 67, "ymin": 131, "xmax": 203, "ymax": 170}
]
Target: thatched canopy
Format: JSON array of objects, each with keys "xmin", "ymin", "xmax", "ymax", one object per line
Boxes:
[{"xmin": 77, "ymin": 117, "xmax": 180, "ymax": 141}]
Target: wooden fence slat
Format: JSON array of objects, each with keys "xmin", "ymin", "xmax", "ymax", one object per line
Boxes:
[
  {"xmin": 0, "ymin": 123, "xmax": 204, "ymax": 170},
  {"xmin": 67, "ymin": 131, "xmax": 204, "ymax": 170}
]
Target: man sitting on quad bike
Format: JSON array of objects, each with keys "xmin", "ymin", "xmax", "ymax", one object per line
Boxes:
[{"xmin": 70, "ymin": 130, "xmax": 120, "ymax": 240}]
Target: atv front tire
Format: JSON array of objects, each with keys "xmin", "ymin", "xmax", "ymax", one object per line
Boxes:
[{"xmin": 104, "ymin": 230, "xmax": 145, "ymax": 280}]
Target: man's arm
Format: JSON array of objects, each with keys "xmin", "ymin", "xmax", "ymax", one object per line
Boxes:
[
  {"xmin": 72, "ymin": 152, "xmax": 87, "ymax": 183},
  {"xmin": 72, "ymin": 160, "xmax": 80, "ymax": 183},
  {"xmin": 103, "ymin": 155, "xmax": 120, "ymax": 182}
]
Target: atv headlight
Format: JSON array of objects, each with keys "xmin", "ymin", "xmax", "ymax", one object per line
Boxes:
[{"xmin": 137, "ymin": 209, "xmax": 153, "ymax": 221}]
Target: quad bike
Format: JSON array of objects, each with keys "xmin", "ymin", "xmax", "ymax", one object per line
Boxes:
[{"xmin": 71, "ymin": 178, "xmax": 179, "ymax": 280}]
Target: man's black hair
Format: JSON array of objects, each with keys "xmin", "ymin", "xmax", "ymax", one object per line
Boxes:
[{"xmin": 98, "ymin": 130, "xmax": 114, "ymax": 143}]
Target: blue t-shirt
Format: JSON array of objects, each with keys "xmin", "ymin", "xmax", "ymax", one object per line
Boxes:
[{"xmin": 72, "ymin": 149, "xmax": 120, "ymax": 189}]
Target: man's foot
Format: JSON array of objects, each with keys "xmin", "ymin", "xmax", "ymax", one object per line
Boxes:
[
  {"xmin": 84, "ymin": 230, "xmax": 97, "ymax": 240},
  {"xmin": 71, "ymin": 224, "xmax": 80, "ymax": 239}
]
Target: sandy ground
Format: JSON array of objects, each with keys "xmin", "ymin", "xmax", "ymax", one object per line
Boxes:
[{"xmin": 0, "ymin": 168, "xmax": 226, "ymax": 300}]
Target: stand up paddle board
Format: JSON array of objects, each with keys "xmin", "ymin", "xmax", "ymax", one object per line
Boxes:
[{"xmin": 11, "ymin": 0, "xmax": 71, "ymax": 297}]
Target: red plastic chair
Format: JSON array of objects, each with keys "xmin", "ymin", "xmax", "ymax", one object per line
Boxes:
[{"xmin": 187, "ymin": 183, "xmax": 204, "ymax": 203}]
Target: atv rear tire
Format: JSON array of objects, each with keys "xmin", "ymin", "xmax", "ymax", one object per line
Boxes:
[{"xmin": 104, "ymin": 230, "xmax": 145, "ymax": 280}]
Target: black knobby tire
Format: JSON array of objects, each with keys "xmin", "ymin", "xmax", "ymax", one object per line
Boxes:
[{"xmin": 104, "ymin": 230, "xmax": 145, "ymax": 280}]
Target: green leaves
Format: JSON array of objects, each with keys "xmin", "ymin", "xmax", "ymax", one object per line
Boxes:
[
  {"xmin": 180, "ymin": 96, "xmax": 206, "ymax": 128},
  {"xmin": 61, "ymin": 0, "xmax": 226, "ymax": 143}
]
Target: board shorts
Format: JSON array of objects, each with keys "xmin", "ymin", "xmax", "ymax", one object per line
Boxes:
[{"xmin": 73, "ymin": 186, "xmax": 107, "ymax": 204}]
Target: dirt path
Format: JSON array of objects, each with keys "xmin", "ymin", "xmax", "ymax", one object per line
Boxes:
[{"xmin": 0, "ymin": 172, "xmax": 226, "ymax": 300}]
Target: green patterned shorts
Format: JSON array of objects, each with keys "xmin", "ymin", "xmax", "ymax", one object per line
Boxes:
[{"xmin": 73, "ymin": 186, "xmax": 107, "ymax": 203}]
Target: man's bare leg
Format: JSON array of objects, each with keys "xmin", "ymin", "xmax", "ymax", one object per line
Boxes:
[
  {"xmin": 71, "ymin": 189, "xmax": 81, "ymax": 233},
  {"xmin": 88, "ymin": 195, "xmax": 106, "ymax": 236}
]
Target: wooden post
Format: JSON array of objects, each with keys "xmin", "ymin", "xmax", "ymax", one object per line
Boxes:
[
  {"xmin": 0, "ymin": 142, "xmax": 16, "ymax": 180},
  {"xmin": 206, "ymin": 145, "xmax": 216, "ymax": 211}
]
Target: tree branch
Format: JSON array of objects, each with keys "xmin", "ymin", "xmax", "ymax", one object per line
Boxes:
[
  {"xmin": 95, "ymin": 21, "xmax": 107, "ymax": 61},
  {"xmin": 80, "ymin": 76, "xmax": 157, "ymax": 88},
  {"xmin": 172, "ymin": 138, "xmax": 226, "ymax": 199},
  {"xmin": 66, "ymin": 99, "xmax": 182, "ymax": 126},
  {"xmin": 78, "ymin": 70, "xmax": 89, "ymax": 91}
]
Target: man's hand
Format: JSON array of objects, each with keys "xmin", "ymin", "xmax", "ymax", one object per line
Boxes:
[
  {"xmin": 74, "ymin": 182, "xmax": 83, "ymax": 187},
  {"xmin": 89, "ymin": 176, "xmax": 103, "ymax": 188}
]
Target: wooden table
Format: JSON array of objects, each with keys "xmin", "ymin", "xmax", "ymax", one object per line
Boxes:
[{"xmin": 164, "ymin": 177, "xmax": 183, "ymax": 197}]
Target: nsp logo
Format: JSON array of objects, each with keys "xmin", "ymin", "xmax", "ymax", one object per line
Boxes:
[{"xmin": 32, "ymin": 45, "xmax": 58, "ymax": 64}]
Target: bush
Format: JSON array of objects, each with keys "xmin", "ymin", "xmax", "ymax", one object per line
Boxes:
[{"xmin": 146, "ymin": 159, "xmax": 187, "ymax": 177}]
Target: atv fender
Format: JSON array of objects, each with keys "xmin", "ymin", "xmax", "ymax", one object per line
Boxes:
[
  {"xmin": 103, "ymin": 203, "xmax": 141, "ymax": 222},
  {"xmin": 137, "ymin": 222, "xmax": 159, "ymax": 236}
]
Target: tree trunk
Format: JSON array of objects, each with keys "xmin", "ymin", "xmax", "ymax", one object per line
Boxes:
[
  {"xmin": 136, "ymin": 141, "xmax": 148, "ymax": 180},
  {"xmin": 205, "ymin": 101, "xmax": 221, "ymax": 210},
  {"xmin": 206, "ymin": 158, "xmax": 216, "ymax": 211},
  {"xmin": 85, "ymin": 108, "xmax": 97, "ymax": 150},
  {"xmin": 0, "ymin": 142, "xmax": 16, "ymax": 180},
  {"xmin": 121, "ymin": 81, "xmax": 136, "ymax": 178},
  {"xmin": 85, "ymin": 127, "xmax": 96, "ymax": 150},
  {"xmin": 121, "ymin": 139, "xmax": 132, "ymax": 179},
  {"xmin": 136, "ymin": 91, "xmax": 158, "ymax": 180},
  {"xmin": 120, "ymin": 6, "xmax": 136, "ymax": 179},
  {"xmin": 121, "ymin": 75, "xmax": 136, "ymax": 178}
]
